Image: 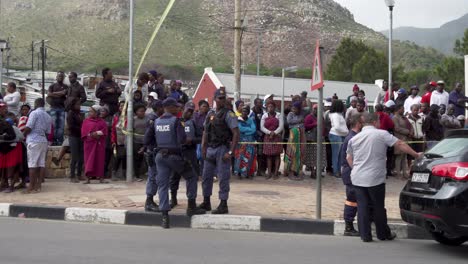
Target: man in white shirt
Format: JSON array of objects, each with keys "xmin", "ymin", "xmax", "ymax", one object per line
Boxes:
[
  {"xmin": 430, "ymin": 80, "xmax": 449, "ymax": 107},
  {"xmin": 346, "ymin": 112, "xmax": 422, "ymax": 242},
  {"xmin": 404, "ymin": 85, "xmax": 422, "ymax": 115}
]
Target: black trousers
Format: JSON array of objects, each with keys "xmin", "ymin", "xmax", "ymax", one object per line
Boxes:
[
  {"xmin": 170, "ymin": 149, "xmax": 199, "ymax": 195},
  {"xmin": 386, "ymin": 147, "xmax": 394, "ymax": 176},
  {"xmin": 354, "ymin": 183, "xmax": 391, "ymax": 240},
  {"xmin": 69, "ymin": 136, "xmax": 84, "ymax": 178},
  {"xmin": 343, "ymin": 185, "xmax": 357, "ymax": 223}
]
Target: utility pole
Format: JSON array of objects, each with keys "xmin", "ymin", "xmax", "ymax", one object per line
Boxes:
[
  {"xmin": 234, "ymin": 0, "xmax": 241, "ymax": 100},
  {"xmin": 0, "ymin": 40, "xmax": 7, "ymax": 91},
  {"xmin": 41, "ymin": 40, "xmax": 45, "ymax": 101},
  {"xmin": 256, "ymin": 32, "xmax": 261, "ymax": 76},
  {"xmin": 126, "ymin": 0, "xmax": 135, "ymax": 183},
  {"xmin": 6, "ymin": 46, "xmax": 9, "ymax": 75},
  {"xmin": 31, "ymin": 41, "xmax": 34, "ymax": 71}
]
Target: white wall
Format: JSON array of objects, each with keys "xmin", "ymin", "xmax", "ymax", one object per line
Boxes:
[{"xmin": 465, "ymin": 55, "xmax": 468, "ymax": 117}]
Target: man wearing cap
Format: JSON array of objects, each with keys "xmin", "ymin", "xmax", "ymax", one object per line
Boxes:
[
  {"xmin": 198, "ymin": 89, "xmax": 240, "ymax": 214},
  {"xmin": 395, "ymin": 88, "xmax": 407, "ymax": 106},
  {"xmin": 404, "ymin": 85, "xmax": 422, "ymax": 115},
  {"xmin": 146, "ymin": 92, "xmax": 159, "ymax": 115},
  {"xmin": 169, "ymin": 102, "xmax": 201, "ymax": 208},
  {"xmin": 346, "ymin": 84, "xmax": 360, "ymax": 108},
  {"xmin": 23, "ymin": 98, "xmax": 52, "ymax": 193},
  {"xmin": 143, "ymin": 100, "xmax": 163, "ymax": 212},
  {"xmin": 420, "ymin": 82, "xmax": 436, "ymax": 105},
  {"xmin": 263, "ymin": 94, "xmax": 274, "ymax": 109},
  {"xmin": 449, "ymin": 83, "xmax": 468, "ymax": 117},
  {"xmin": 154, "ymin": 98, "xmax": 206, "ymax": 228},
  {"xmin": 430, "ymin": 81, "xmax": 449, "ymax": 108}
]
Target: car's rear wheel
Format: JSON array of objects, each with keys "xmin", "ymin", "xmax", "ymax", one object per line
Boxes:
[{"xmin": 431, "ymin": 232, "xmax": 468, "ymax": 246}]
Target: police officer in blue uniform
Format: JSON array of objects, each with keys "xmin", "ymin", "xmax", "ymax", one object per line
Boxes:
[
  {"xmin": 155, "ymin": 98, "xmax": 206, "ymax": 228},
  {"xmin": 340, "ymin": 113, "xmax": 362, "ymax": 236},
  {"xmin": 169, "ymin": 102, "xmax": 201, "ymax": 208},
  {"xmin": 143, "ymin": 99, "xmax": 164, "ymax": 212},
  {"xmin": 198, "ymin": 89, "xmax": 240, "ymax": 214}
]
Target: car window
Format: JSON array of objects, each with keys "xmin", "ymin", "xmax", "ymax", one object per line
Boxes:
[{"xmin": 427, "ymin": 138, "xmax": 468, "ymax": 158}]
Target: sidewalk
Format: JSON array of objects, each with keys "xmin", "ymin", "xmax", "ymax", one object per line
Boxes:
[{"xmin": 0, "ymin": 174, "xmax": 407, "ymax": 221}]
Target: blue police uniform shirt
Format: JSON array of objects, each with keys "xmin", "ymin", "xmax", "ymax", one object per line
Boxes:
[
  {"xmin": 184, "ymin": 119, "xmax": 196, "ymax": 139},
  {"xmin": 341, "ymin": 130, "xmax": 357, "ymax": 186},
  {"xmin": 154, "ymin": 113, "xmax": 186, "ymax": 149},
  {"xmin": 204, "ymin": 108, "xmax": 239, "ymax": 130},
  {"xmin": 143, "ymin": 112, "xmax": 159, "ymax": 149}
]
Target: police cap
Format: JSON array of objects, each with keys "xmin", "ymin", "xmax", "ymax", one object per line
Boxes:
[
  {"xmin": 162, "ymin": 97, "xmax": 178, "ymax": 108},
  {"xmin": 214, "ymin": 89, "xmax": 227, "ymax": 99}
]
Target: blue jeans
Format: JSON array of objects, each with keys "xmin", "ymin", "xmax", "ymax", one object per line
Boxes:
[
  {"xmin": 49, "ymin": 108, "xmax": 65, "ymax": 146},
  {"xmin": 329, "ymin": 133, "xmax": 344, "ymax": 175}
]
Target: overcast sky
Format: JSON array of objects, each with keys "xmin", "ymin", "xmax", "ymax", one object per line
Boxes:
[{"xmin": 333, "ymin": 0, "xmax": 468, "ymax": 31}]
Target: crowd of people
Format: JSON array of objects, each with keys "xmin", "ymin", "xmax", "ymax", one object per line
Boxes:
[{"xmin": 1, "ymin": 68, "xmax": 467, "ymax": 230}]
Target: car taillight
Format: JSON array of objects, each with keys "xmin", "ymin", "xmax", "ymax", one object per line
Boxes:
[{"xmin": 431, "ymin": 162, "xmax": 468, "ymax": 181}]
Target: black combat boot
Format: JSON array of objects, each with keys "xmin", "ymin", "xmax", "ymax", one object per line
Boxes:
[
  {"xmin": 145, "ymin": 196, "xmax": 160, "ymax": 212},
  {"xmin": 197, "ymin": 196, "xmax": 212, "ymax": 211},
  {"xmin": 212, "ymin": 200, "xmax": 229, "ymax": 214},
  {"xmin": 170, "ymin": 192, "xmax": 178, "ymax": 208},
  {"xmin": 161, "ymin": 211, "xmax": 170, "ymax": 229},
  {"xmin": 186, "ymin": 199, "xmax": 206, "ymax": 217},
  {"xmin": 344, "ymin": 221, "xmax": 360, "ymax": 237}
]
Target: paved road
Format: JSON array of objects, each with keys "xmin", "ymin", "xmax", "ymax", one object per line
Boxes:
[{"xmin": 0, "ymin": 218, "xmax": 467, "ymax": 264}]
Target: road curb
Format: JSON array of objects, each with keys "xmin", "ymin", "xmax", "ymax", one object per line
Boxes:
[
  {"xmin": 0, "ymin": 203, "xmax": 429, "ymax": 239},
  {"xmin": 262, "ymin": 218, "xmax": 334, "ymax": 235},
  {"xmin": 9, "ymin": 204, "xmax": 66, "ymax": 220}
]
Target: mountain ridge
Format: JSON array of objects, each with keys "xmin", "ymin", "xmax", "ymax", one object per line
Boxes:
[
  {"xmin": 381, "ymin": 13, "xmax": 468, "ymax": 55},
  {"xmin": 0, "ymin": 0, "xmax": 444, "ymax": 78}
]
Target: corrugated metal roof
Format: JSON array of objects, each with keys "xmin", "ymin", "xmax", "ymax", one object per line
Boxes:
[{"xmin": 216, "ymin": 73, "xmax": 381, "ymax": 103}]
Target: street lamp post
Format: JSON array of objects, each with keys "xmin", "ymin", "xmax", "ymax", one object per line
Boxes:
[
  {"xmin": 126, "ymin": 0, "xmax": 135, "ymax": 182},
  {"xmin": 0, "ymin": 40, "xmax": 7, "ymax": 93},
  {"xmin": 385, "ymin": 0, "xmax": 395, "ymax": 87},
  {"xmin": 281, "ymin": 66, "xmax": 298, "ymax": 117}
]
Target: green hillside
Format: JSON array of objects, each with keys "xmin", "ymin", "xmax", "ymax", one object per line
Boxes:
[{"xmin": 0, "ymin": 0, "xmax": 445, "ymax": 80}]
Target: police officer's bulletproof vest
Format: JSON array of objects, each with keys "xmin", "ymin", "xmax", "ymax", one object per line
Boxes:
[
  {"xmin": 184, "ymin": 119, "xmax": 196, "ymax": 139},
  {"xmin": 155, "ymin": 115, "xmax": 179, "ymax": 149},
  {"xmin": 206, "ymin": 108, "xmax": 232, "ymax": 147}
]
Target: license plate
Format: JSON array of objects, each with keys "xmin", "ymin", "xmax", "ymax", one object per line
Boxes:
[{"xmin": 411, "ymin": 173, "xmax": 430, "ymax": 183}]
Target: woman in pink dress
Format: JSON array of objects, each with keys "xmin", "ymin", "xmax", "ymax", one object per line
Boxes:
[{"xmin": 81, "ymin": 105, "xmax": 108, "ymax": 184}]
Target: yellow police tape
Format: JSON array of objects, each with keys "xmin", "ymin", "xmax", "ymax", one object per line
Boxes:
[
  {"xmin": 133, "ymin": 0, "xmax": 176, "ymax": 77},
  {"xmin": 119, "ymin": 0, "xmax": 176, "ymax": 135},
  {"xmin": 237, "ymin": 140, "xmax": 430, "ymax": 145}
]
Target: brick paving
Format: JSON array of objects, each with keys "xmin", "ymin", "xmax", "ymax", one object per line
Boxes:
[{"xmin": 0, "ymin": 173, "xmax": 407, "ymax": 221}]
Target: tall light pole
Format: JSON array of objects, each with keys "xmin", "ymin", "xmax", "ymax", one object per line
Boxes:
[
  {"xmin": 281, "ymin": 66, "xmax": 298, "ymax": 116},
  {"xmin": 234, "ymin": 0, "xmax": 242, "ymax": 101},
  {"xmin": 126, "ymin": 0, "xmax": 135, "ymax": 183},
  {"xmin": 385, "ymin": 0, "xmax": 395, "ymax": 87},
  {"xmin": 0, "ymin": 40, "xmax": 7, "ymax": 92},
  {"xmin": 256, "ymin": 32, "xmax": 261, "ymax": 76}
]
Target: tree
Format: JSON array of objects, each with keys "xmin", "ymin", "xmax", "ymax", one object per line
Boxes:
[
  {"xmin": 351, "ymin": 49, "xmax": 387, "ymax": 83},
  {"xmin": 454, "ymin": 29, "xmax": 468, "ymax": 56},
  {"xmin": 326, "ymin": 38, "xmax": 370, "ymax": 81},
  {"xmin": 403, "ymin": 69, "xmax": 434, "ymax": 88},
  {"xmin": 433, "ymin": 57, "xmax": 464, "ymax": 89}
]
